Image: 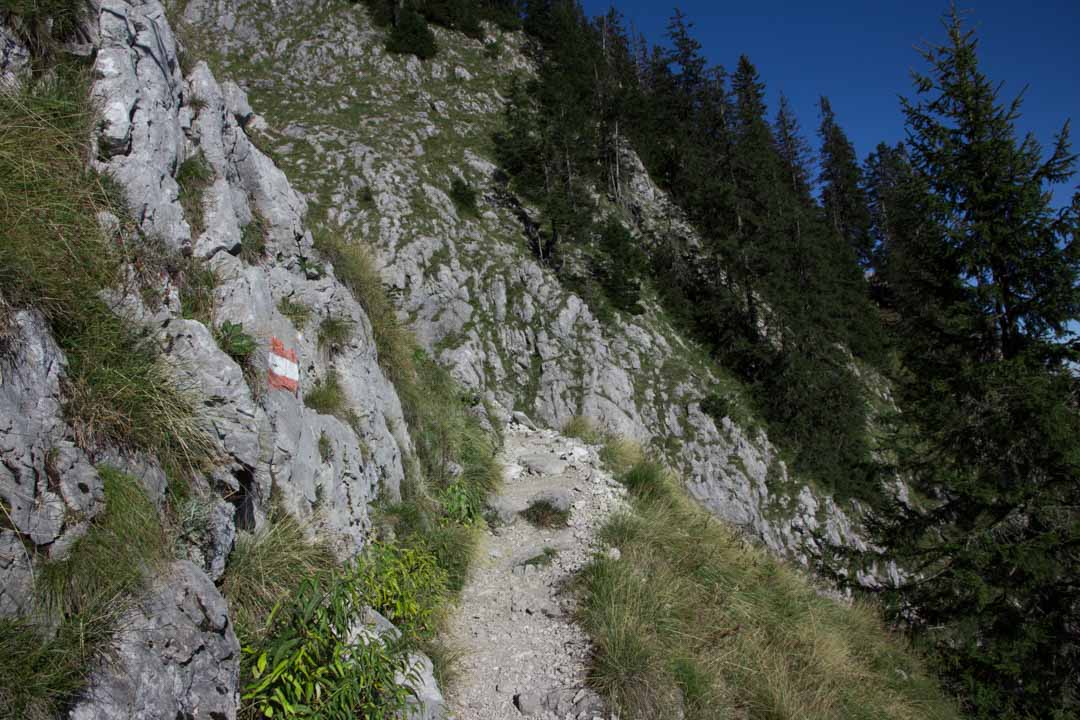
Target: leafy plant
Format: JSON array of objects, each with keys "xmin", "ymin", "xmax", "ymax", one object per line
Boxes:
[
  {"xmin": 216, "ymin": 320, "xmax": 258, "ymax": 365},
  {"xmin": 348, "ymin": 543, "xmax": 447, "ymax": 641},
  {"xmin": 242, "ymin": 573, "xmax": 415, "ymax": 720},
  {"xmin": 439, "ymin": 481, "xmax": 480, "ymax": 525}
]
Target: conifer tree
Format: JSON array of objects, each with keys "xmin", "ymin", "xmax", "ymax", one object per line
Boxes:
[
  {"xmin": 877, "ymin": 9, "xmax": 1080, "ymax": 717},
  {"xmin": 818, "ymin": 96, "xmax": 873, "ymax": 267}
]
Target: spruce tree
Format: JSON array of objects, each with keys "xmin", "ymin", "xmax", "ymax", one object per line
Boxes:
[
  {"xmin": 818, "ymin": 96, "xmax": 873, "ymax": 268},
  {"xmin": 877, "ymin": 9, "xmax": 1080, "ymax": 718}
]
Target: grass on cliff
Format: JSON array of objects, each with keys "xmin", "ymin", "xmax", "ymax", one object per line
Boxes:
[
  {"xmin": 311, "ymin": 223, "xmax": 501, "ymax": 593},
  {"xmin": 578, "ymin": 461, "xmax": 959, "ymax": 720},
  {"xmin": 0, "ymin": 468, "xmax": 168, "ymax": 719},
  {"xmin": 0, "ymin": 65, "xmax": 214, "ymax": 474}
]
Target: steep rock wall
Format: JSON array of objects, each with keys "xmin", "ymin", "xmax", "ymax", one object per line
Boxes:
[{"xmin": 2, "ymin": 0, "xmax": 444, "ymax": 715}]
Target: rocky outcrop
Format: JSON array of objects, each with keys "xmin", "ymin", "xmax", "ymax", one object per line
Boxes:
[
  {"xmin": 0, "ymin": 307, "xmax": 104, "ymax": 616},
  {"xmin": 89, "ymin": 0, "xmax": 410, "ymax": 551},
  {"xmin": 68, "ymin": 560, "xmax": 241, "ymax": 720},
  {"xmin": 0, "ymin": 23, "xmax": 28, "ymax": 88},
  {"xmin": 176, "ymin": 0, "xmax": 890, "ymax": 579},
  {"xmin": 3, "ymin": 0, "xmax": 446, "ymax": 715}
]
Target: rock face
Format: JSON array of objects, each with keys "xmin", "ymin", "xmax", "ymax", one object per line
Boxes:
[
  {"xmin": 0, "ymin": 308, "xmax": 104, "ymax": 616},
  {"xmin": 68, "ymin": 561, "xmax": 241, "ymax": 720},
  {"xmin": 178, "ymin": 0, "xmax": 891, "ymax": 579},
  {"xmin": 0, "ymin": 23, "xmax": 29, "ymax": 88},
  {"xmin": 89, "ymin": 0, "xmax": 410, "ymax": 552},
  {"xmin": 2, "ymin": 0, "xmax": 444, "ymax": 716}
]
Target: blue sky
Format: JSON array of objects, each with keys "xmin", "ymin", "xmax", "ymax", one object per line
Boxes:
[{"xmin": 579, "ymin": 1, "xmax": 1080, "ymax": 206}]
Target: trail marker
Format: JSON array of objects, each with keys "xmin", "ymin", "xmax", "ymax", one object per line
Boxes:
[{"xmin": 268, "ymin": 337, "xmax": 300, "ymax": 393}]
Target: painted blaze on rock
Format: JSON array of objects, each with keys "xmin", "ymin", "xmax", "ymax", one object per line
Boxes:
[{"xmin": 268, "ymin": 336, "xmax": 299, "ymax": 392}]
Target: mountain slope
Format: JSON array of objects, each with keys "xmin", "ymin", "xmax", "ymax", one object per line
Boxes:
[{"xmin": 178, "ymin": 0, "xmax": 892, "ymax": 581}]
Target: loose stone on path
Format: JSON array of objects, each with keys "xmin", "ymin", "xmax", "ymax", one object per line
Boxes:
[{"xmin": 444, "ymin": 422, "xmax": 626, "ymax": 720}]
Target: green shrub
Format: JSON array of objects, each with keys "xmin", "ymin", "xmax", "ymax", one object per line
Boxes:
[
  {"xmin": 242, "ymin": 572, "xmax": 414, "ymax": 720},
  {"xmin": 449, "ymin": 177, "xmax": 479, "ymax": 217},
  {"xmin": 277, "ymin": 296, "xmax": 312, "ymax": 329},
  {"xmin": 215, "ymin": 320, "xmax": 258, "ymax": 365},
  {"xmin": 318, "ymin": 316, "xmax": 354, "ymax": 353},
  {"xmin": 521, "ymin": 499, "xmax": 569, "ymax": 528},
  {"xmin": 0, "ymin": 468, "xmax": 167, "ymax": 717},
  {"xmin": 176, "ymin": 153, "xmax": 213, "ymax": 237},
  {"xmin": 0, "ymin": 72, "xmax": 214, "ymax": 473},
  {"xmin": 348, "ymin": 543, "xmax": 447, "ymax": 641},
  {"xmin": 318, "ymin": 431, "xmax": 333, "ymax": 463},
  {"xmin": 385, "ymin": 2, "xmax": 437, "ymax": 59}
]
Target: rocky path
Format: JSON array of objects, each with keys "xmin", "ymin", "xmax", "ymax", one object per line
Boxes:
[{"xmin": 445, "ymin": 420, "xmax": 626, "ymax": 720}]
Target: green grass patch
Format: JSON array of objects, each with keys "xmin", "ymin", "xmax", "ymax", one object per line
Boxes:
[
  {"xmin": 578, "ymin": 460, "xmax": 960, "ymax": 720},
  {"xmin": 176, "ymin": 152, "xmax": 213, "ymax": 237},
  {"xmin": 563, "ymin": 415, "xmax": 606, "ymax": 444},
  {"xmin": 0, "ymin": 66, "xmax": 214, "ymax": 474},
  {"xmin": 304, "ymin": 370, "xmax": 360, "ymax": 431},
  {"xmin": 0, "ymin": 467, "xmax": 168, "ymax": 718},
  {"xmin": 178, "ymin": 255, "xmax": 217, "ymax": 324},
  {"xmin": 317, "ymin": 315, "xmax": 354, "ymax": 352},
  {"xmin": 313, "ymin": 226, "xmax": 414, "ymax": 385},
  {"xmin": 521, "ymin": 499, "xmax": 569, "ymax": 528},
  {"xmin": 318, "ymin": 431, "xmax": 333, "ymax": 463},
  {"xmin": 277, "ymin": 296, "xmax": 312, "ymax": 329},
  {"xmin": 221, "ymin": 511, "xmax": 339, "ymax": 647},
  {"xmin": 240, "ymin": 210, "xmax": 268, "ymax": 263},
  {"xmin": 562, "ymin": 416, "xmax": 645, "ymax": 476}
]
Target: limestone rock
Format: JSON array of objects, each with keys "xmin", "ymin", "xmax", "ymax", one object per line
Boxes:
[
  {"xmin": 0, "ymin": 309, "xmax": 103, "ymax": 615},
  {"xmin": 0, "ymin": 24, "xmax": 29, "ymax": 89},
  {"xmin": 68, "ymin": 561, "xmax": 241, "ymax": 720}
]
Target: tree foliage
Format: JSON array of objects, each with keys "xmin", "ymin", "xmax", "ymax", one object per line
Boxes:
[{"xmin": 869, "ymin": 9, "xmax": 1080, "ymax": 718}]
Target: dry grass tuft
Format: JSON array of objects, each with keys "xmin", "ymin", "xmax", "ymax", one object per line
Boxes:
[{"xmin": 579, "ymin": 460, "xmax": 960, "ymax": 720}]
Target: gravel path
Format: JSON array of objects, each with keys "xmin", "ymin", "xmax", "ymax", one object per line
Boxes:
[{"xmin": 445, "ymin": 421, "xmax": 626, "ymax": 720}]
